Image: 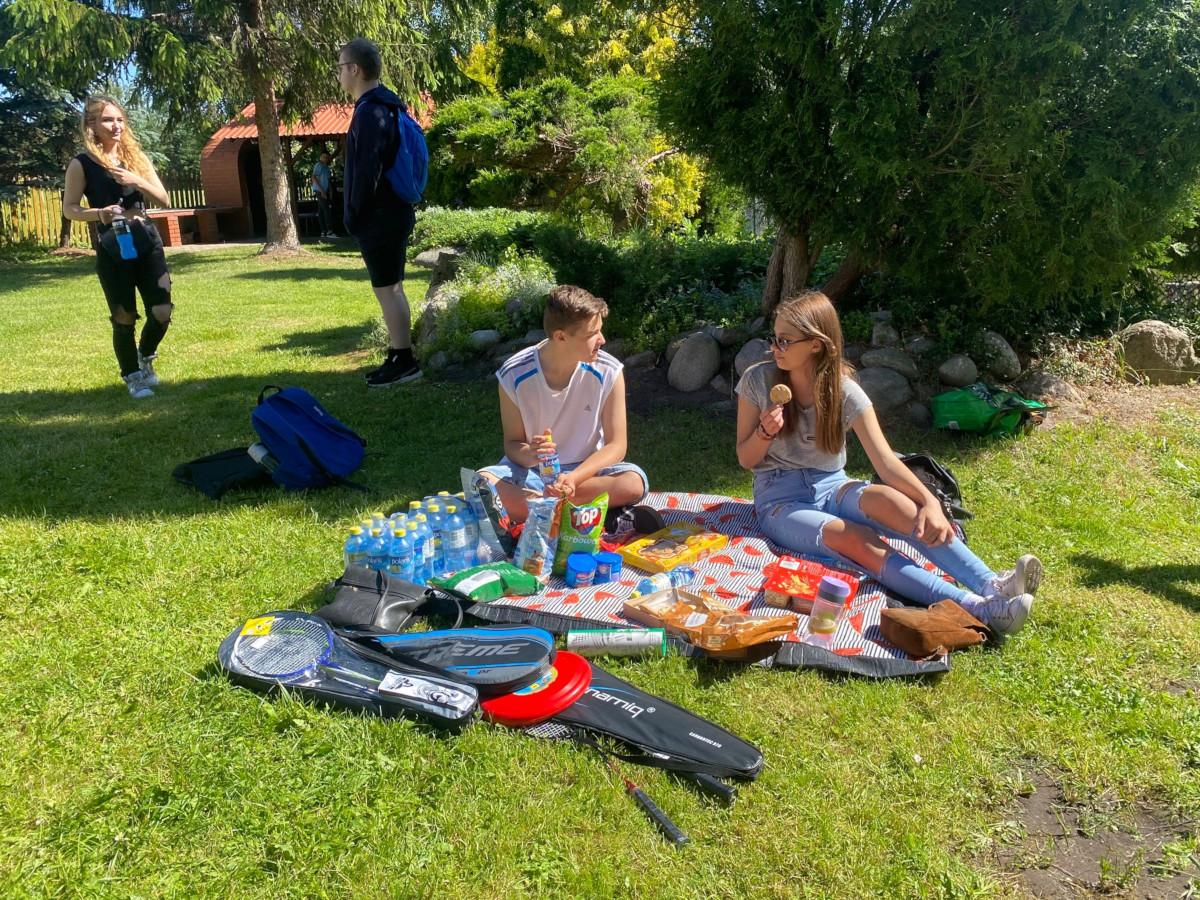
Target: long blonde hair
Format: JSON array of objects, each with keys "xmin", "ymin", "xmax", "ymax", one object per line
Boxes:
[
  {"xmin": 772, "ymin": 290, "xmax": 854, "ymax": 454},
  {"xmin": 81, "ymin": 96, "xmax": 154, "ymax": 181}
]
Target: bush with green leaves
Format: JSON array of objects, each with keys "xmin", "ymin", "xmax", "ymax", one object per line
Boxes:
[
  {"xmin": 409, "ymin": 206, "xmax": 549, "ymax": 258},
  {"xmin": 625, "ymin": 278, "xmax": 763, "ymax": 352},
  {"xmin": 425, "ymin": 251, "xmax": 556, "ymax": 356}
]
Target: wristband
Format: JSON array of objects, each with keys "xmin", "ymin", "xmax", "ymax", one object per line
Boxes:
[{"xmin": 756, "ymin": 424, "xmax": 774, "ymax": 442}]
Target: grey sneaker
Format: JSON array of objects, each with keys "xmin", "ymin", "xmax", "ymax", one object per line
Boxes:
[
  {"xmin": 138, "ymin": 351, "xmax": 159, "ymax": 387},
  {"xmin": 991, "ymin": 554, "xmax": 1042, "ymax": 599},
  {"xmin": 976, "ymin": 592, "xmax": 1033, "ymax": 636},
  {"xmin": 123, "ymin": 371, "xmax": 154, "ymax": 399}
]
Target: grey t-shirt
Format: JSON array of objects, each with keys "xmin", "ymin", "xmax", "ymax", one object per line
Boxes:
[{"xmin": 736, "ymin": 362, "xmax": 872, "ymax": 474}]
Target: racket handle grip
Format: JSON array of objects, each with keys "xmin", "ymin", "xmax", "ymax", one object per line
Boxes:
[
  {"xmin": 684, "ymin": 772, "xmax": 737, "ymax": 804},
  {"xmin": 631, "ymin": 787, "xmax": 689, "ymax": 847}
]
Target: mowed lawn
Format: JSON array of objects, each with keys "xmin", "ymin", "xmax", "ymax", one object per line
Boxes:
[{"xmin": 1, "ymin": 243, "xmax": 1198, "ymax": 899}]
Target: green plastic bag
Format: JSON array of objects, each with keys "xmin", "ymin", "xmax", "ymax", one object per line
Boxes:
[{"xmin": 931, "ymin": 382, "xmax": 1047, "ymax": 435}]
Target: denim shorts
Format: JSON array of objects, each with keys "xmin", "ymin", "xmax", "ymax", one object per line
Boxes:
[{"xmin": 480, "ymin": 458, "xmax": 649, "ymax": 501}]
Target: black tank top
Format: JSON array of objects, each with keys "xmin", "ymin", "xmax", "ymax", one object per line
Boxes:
[{"xmin": 75, "ymin": 153, "xmax": 145, "ymax": 212}]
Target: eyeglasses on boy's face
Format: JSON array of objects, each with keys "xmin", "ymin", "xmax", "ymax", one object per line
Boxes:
[
  {"xmin": 771, "ymin": 334, "xmax": 805, "ymax": 351},
  {"xmin": 334, "ymin": 61, "xmax": 352, "ymax": 74}
]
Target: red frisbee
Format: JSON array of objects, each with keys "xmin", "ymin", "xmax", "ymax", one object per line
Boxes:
[{"xmin": 481, "ymin": 650, "xmax": 591, "ymax": 727}]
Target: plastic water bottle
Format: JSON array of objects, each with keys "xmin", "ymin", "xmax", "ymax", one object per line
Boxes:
[
  {"xmin": 456, "ymin": 495, "xmax": 481, "ymax": 566},
  {"xmin": 443, "ymin": 505, "xmax": 469, "ymax": 573},
  {"xmin": 343, "ymin": 527, "xmax": 368, "ymax": 570},
  {"xmin": 370, "ymin": 511, "xmax": 387, "ymax": 530},
  {"xmin": 538, "ymin": 429, "xmax": 560, "ymax": 483},
  {"xmin": 111, "ymin": 215, "xmax": 137, "ymax": 260},
  {"xmin": 631, "ymin": 566, "xmax": 697, "ymax": 598},
  {"xmin": 413, "ymin": 513, "xmax": 435, "ymax": 582},
  {"xmin": 388, "ymin": 527, "xmax": 416, "ymax": 582},
  {"xmin": 365, "ymin": 527, "xmax": 389, "ymax": 571},
  {"xmin": 426, "ymin": 503, "xmax": 447, "ymax": 576}
]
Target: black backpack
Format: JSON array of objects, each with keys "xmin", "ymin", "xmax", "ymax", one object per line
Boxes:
[{"xmin": 873, "ymin": 452, "xmax": 974, "ymax": 541}]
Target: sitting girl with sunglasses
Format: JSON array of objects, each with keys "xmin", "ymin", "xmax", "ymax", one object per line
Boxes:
[{"xmin": 735, "ymin": 290, "xmax": 1041, "ymax": 635}]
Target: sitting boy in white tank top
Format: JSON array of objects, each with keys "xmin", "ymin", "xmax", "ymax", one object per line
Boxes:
[{"xmin": 478, "ymin": 284, "xmax": 649, "ymax": 525}]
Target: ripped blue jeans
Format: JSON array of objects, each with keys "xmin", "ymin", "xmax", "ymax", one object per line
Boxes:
[{"xmin": 753, "ymin": 467, "xmax": 996, "ymax": 607}]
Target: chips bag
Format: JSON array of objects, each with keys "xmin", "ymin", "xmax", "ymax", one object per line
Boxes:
[
  {"xmin": 428, "ymin": 561, "xmax": 543, "ymax": 604},
  {"xmin": 514, "ymin": 496, "xmax": 562, "ymax": 580},
  {"xmin": 551, "ymin": 493, "xmax": 609, "ymax": 576}
]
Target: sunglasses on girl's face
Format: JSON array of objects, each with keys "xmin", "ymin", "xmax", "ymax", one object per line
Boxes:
[{"xmin": 771, "ymin": 334, "xmax": 805, "ymax": 351}]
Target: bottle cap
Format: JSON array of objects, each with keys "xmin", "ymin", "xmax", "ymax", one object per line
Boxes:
[
  {"xmin": 409, "ymin": 501, "xmax": 422, "ymax": 511},
  {"xmin": 817, "ymin": 575, "xmax": 851, "ymax": 604},
  {"xmin": 428, "ymin": 504, "xmax": 441, "ymax": 513},
  {"xmin": 371, "ymin": 528, "xmax": 382, "ymax": 536}
]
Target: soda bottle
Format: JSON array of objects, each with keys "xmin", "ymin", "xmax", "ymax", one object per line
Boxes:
[
  {"xmin": 413, "ymin": 513, "xmax": 435, "ymax": 582},
  {"xmin": 111, "ymin": 214, "xmax": 138, "ymax": 260},
  {"xmin": 443, "ymin": 505, "xmax": 469, "ymax": 573},
  {"xmin": 365, "ymin": 527, "xmax": 389, "ymax": 571},
  {"xmin": 538, "ymin": 429, "xmax": 560, "ymax": 483},
  {"xmin": 343, "ymin": 527, "xmax": 368, "ymax": 570},
  {"xmin": 388, "ymin": 527, "xmax": 416, "ymax": 582},
  {"xmin": 631, "ymin": 566, "xmax": 697, "ymax": 598}
]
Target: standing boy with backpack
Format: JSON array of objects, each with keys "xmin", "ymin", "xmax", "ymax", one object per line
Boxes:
[
  {"xmin": 337, "ymin": 37, "xmax": 423, "ymax": 387},
  {"xmin": 478, "ymin": 285, "xmax": 650, "ymax": 526}
]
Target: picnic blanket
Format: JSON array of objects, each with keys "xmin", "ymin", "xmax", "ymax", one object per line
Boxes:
[{"xmin": 468, "ymin": 491, "xmax": 953, "ymax": 678}]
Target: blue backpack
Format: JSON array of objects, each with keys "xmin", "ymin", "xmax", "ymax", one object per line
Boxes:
[
  {"xmin": 386, "ymin": 103, "xmax": 429, "ymax": 205},
  {"xmin": 251, "ymin": 386, "xmax": 367, "ymax": 491}
]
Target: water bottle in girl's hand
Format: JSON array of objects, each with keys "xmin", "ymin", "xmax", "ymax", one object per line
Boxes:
[
  {"xmin": 538, "ymin": 429, "xmax": 560, "ymax": 483},
  {"xmin": 111, "ymin": 215, "xmax": 138, "ymax": 260}
]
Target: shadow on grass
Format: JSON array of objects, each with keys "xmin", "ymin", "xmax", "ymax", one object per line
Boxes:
[
  {"xmin": 1072, "ymin": 552, "xmax": 1200, "ymax": 613},
  {"xmin": 263, "ymin": 323, "xmax": 376, "ymax": 356},
  {"xmin": 232, "ymin": 267, "xmax": 364, "ymax": 283}
]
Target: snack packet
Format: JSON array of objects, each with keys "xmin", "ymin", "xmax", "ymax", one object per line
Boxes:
[
  {"xmin": 551, "ymin": 493, "xmax": 609, "ymax": 576},
  {"xmin": 513, "ymin": 496, "xmax": 562, "ymax": 580},
  {"xmin": 428, "ymin": 561, "xmax": 543, "ymax": 604}
]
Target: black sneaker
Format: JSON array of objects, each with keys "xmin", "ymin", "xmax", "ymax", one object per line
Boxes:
[
  {"xmin": 365, "ymin": 358, "xmax": 424, "ymax": 387},
  {"xmin": 604, "ymin": 504, "xmax": 665, "ymax": 536}
]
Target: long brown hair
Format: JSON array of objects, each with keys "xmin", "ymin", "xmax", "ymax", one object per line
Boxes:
[
  {"xmin": 81, "ymin": 96, "xmax": 154, "ymax": 181},
  {"xmin": 772, "ymin": 290, "xmax": 854, "ymax": 454}
]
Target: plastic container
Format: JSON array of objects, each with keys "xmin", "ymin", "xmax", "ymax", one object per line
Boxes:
[
  {"xmin": 343, "ymin": 527, "xmax": 368, "ymax": 570},
  {"xmin": 564, "ymin": 553, "xmax": 598, "ymax": 588},
  {"xmin": 593, "ymin": 551, "xmax": 622, "ymax": 583},
  {"xmin": 443, "ymin": 505, "xmax": 469, "ymax": 574},
  {"xmin": 631, "ymin": 566, "xmax": 696, "ymax": 598},
  {"xmin": 538, "ymin": 429, "xmax": 560, "ymax": 482},
  {"xmin": 426, "ymin": 503, "xmax": 446, "ymax": 576},
  {"xmin": 455, "ymin": 493, "xmax": 482, "ymax": 567},
  {"xmin": 365, "ymin": 527, "xmax": 389, "ymax": 571},
  {"xmin": 111, "ymin": 215, "xmax": 137, "ymax": 260},
  {"xmin": 804, "ymin": 575, "xmax": 851, "ymax": 647},
  {"xmin": 387, "ymin": 527, "xmax": 416, "ymax": 582},
  {"xmin": 413, "ymin": 514, "xmax": 434, "ymax": 583}
]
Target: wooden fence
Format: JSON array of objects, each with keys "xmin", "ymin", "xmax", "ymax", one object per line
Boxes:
[{"xmin": 0, "ymin": 174, "xmax": 209, "ymax": 247}]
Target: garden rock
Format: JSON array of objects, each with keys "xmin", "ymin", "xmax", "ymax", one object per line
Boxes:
[
  {"xmin": 709, "ymin": 373, "xmax": 730, "ymax": 395},
  {"xmin": 750, "ymin": 317, "xmax": 766, "ymax": 334},
  {"xmin": 735, "ymin": 339, "xmax": 771, "ymax": 376},
  {"xmin": 468, "ymin": 329, "xmax": 502, "ymax": 351},
  {"xmin": 431, "ymin": 249, "xmax": 464, "ymax": 282},
  {"xmin": 871, "ymin": 323, "xmax": 900, "ymax": 347},
  {"xmin": 491, "ymin": 338, "xmax": 521, "ymax": 360},
  {"xmin": 668, "ymin": 334, "xmax": 722, "ymax": 393},
  {"xmin": 857, "ymin": 366, "xmax": 913, "ymax": 412},
  {"xmin": 666, "ymin": 329, "xmax": 707, "ymax": 364},
  {"xmin": 1016, "ymin": 371, "xmax": 1081, "ymax": 403},
  {"xmin": 904, "ymin": 401, "xmax": 933, "ymax": 429},
  {"xmin": 1118, "ymin": 319, "xmax": 1200, "ymax": 385},
  {"xmin": 973, "ymin": 331, "xmax": 1021, "ymax": 381},
  {"xmin": 904, "ymin": 335, "xmax": 938, "ymax": 358},
  {"xmin": 415, "ymin": 291, "xmax": 453, "ymax": 356},
  {"xmin": 938, "ymin": 354, "xmax": 978, "ymax": 387},
  {"xmin": 604, "ymin": 338, "xmax": 627, "ymax": 361},
  {"xmin": 704, "ymin": 324, "xmax": 750, "ymax": 348},
  {"xmin": 624, "ymin": 350, "xmax": 657, "ymax": 370},
  {"xmin": 425, "ymin": 350, "xmax": 450, "ymax": 371},
  {"xmin": 860, "ymin": 347, "xmax": 919, "ymax": 381},
  {"xmin": 843, "ymin": 342, "xmax": 865, "ymax": 365},
  {"xmin": 413, "ymin": 248, "xmax": 448, "ymax": 269},
  {"xmin": 870, "ymin": 310, "xmax": 893, "ymax": 324},
  {"xmin": 523, "ymin": 328, "xmax": 546, "ymax": 344},
  {"xmin": 710, "ymin": 399, "xmax": 738, "ymax": 414}
]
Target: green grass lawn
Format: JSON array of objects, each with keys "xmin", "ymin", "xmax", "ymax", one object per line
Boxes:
[{"xmin": 1, "ymin": 245, "xmax": 1198, "ymax": 899}]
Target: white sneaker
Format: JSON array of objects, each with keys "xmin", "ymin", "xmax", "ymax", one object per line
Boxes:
[
  {"xmin": 975, "ymin": 592, "xmax": 1033, "ymax": 636},
  {"xmin": 124, "ymin": 371, "xmax": 154, "ymax": 399},
  {"xmin": 138, "ymin": 351, "xmax": 159, "ymax": 387},
  {"xmin": 991, "ymin": 554, "xmax": 1043, "ymax": 599}
]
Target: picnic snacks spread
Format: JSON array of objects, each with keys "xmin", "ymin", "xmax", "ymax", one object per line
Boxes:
[
  {"xmin": 619, "ymin": 521, "xmax": 730, "ymax": 574},
  {"xmin": 428, "ymin": 561, "xmax": 543, "ymax": 604},
  {"xmin": 769, "ymin": 383, "xmax": 793, "ymax": 405},
  {"xmin": 803, "ymin": 576, "xmax": 850, "ymax": 647},
  {"xmin": 761, "ymin": 556, "xmax": 860, "ymax": 613},
  {"xmin": 515, "ymin": 496, "xmax": 562, "ymax": 579},
  {"xmin": 566, "ymin": 628, "xmax": 667, "ymax": 659},
  {"xmin": 552, "ymin": 494, "xmax": 609, "ymax": 575},
  {"xmin": 623, "ymin": 588, "xmax": 796, "ymax": 652}
]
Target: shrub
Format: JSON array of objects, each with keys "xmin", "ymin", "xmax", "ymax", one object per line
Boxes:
[
  {"xmin": 622, "ymin": 277, "xmax": 763, "ymax": 353},
  {"xmin": 409, "ymin": 207, "xmax": 548, "ymax": 258}
]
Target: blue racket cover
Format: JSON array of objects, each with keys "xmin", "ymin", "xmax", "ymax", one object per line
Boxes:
[{"xmin": 353, "ymin": 626, "xmax": 556, "ymax": 697}]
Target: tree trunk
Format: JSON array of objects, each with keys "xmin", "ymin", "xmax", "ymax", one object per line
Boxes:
[
  {"xmin": 761, "ymin": 228, "xmax": 816, "ymax": 319},
  {"xmin": 58, "ymin": 214, "xmax": 73, "ymax": 249},
  {"xmin": 820, "ymin": 252, "xmax": 868, "ymax": 304},
  {"xmin": 250, "ymin": 73, "xmax": 302, "ymax": 253}
]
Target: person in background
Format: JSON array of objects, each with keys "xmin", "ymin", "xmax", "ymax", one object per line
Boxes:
[
  {"xmin": 311, "ymin": 150, "xmax": 335, "ymax": 238},
  {"xmin": 337, "ymin": 37, "xmax": 422, "ymax": 387},
  {"xmin": 736, "ymin": 290, "xmax": 1043, "ymax": 636},
  {"xmin": 62, "ymin": 96, "xmax": 174, "ymax": 399}
]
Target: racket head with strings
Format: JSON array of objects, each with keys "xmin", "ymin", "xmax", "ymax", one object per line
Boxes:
[{"xmin": 229, "ymin": 612, "xmax": 336, "ymax": 682}]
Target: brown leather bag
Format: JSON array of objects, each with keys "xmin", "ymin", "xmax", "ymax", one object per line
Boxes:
[{"xmin": 879, "ymin": 600, "xmax": 990, "ymax": 657}]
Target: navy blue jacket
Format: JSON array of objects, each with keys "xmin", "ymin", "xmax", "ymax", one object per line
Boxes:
[{"xmin": 344, "ymin": 85, "xmax": 410, "ymax": 235}]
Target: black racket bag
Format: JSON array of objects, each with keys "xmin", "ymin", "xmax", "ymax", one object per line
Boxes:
[
  {"xmin": 217, "ymin": 610, "xmax": 479, "ymax": 730},
  {"xmin": 553, "ymin": 661, "xmax": 763, "ymax": 780},
  {"xmin": 316, "ymin": 565, "xmax": 458, "ymax": 633},
  {"xmin": 347, "ymin": 627, "xmax": 556, "ymax": 697}
]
